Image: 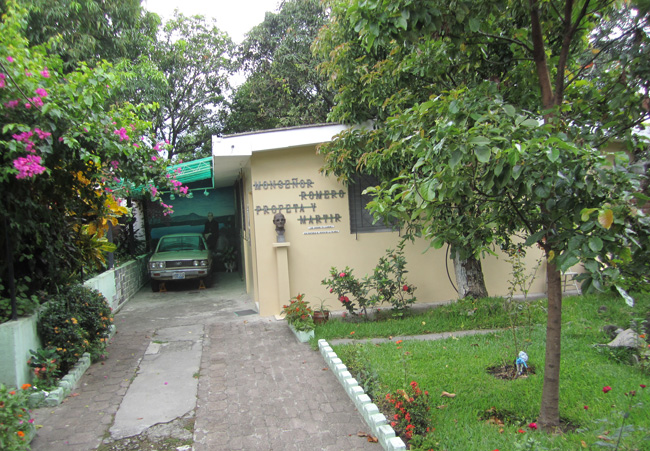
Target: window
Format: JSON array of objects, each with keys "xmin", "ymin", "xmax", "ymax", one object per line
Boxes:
[{"xmin": 348, "ymin": 174, "xmax": 397, "ymax": 234}]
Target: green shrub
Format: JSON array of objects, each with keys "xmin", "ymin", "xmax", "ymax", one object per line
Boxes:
[
  {"xmin": 0, "ymin": 384, "xmax": 35, "ymax": 451},
  {"xmin": 38, "ymin": 285, "xmax": 113, "ymax": 375}
]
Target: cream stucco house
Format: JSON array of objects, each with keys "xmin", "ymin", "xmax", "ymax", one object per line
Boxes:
[{"xmin": 210, "ymin": 123, "xmax": 549, "ymax": 316}]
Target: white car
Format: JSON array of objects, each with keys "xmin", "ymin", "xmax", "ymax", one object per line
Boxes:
[{"xmin": 148, "ymin": 233, "xmax": 212, "ymax": 292}]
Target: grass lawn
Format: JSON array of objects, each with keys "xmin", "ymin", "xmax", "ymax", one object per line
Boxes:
[{"xmin": 317, "ymin": 293, "xmax": 650, "ymax": 450}]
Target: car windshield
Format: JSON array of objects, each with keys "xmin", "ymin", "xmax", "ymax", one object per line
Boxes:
[{"xmin": 157, "ymin": 236, "xmax": 205, "ymax": 252}]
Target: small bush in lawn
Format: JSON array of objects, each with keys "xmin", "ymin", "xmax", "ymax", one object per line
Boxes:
[
  {"xmin": 0, "ymin": 383, "xmax": 35, "ymax": 451},
  {"xmin": 384, "ymin": 381, "xmax": 433, "ymax": 442},
  {"xmin": 38, "ymin": 285, "xmax": 113, "ymax": 375}
]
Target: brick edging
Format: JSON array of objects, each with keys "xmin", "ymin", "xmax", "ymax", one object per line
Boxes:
[{"xmin": 318, "ymin": 339, "xmax": 407, "ymax": 451}]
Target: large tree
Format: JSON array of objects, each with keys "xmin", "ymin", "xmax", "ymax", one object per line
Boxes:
[
  {"xmin": 223, "ymin": 0, "xmax": 334, "ymax": 134},
  {"xmin": 315, "ymin": 0, "xmax": 650, "ymax": 431},
  {"xmin": 0, "ymin": 0, "xmax": 159, "ymax": 71},
  {"xmin": 148, "ymin": 12, "xmax": 233, "ymax": 161}
]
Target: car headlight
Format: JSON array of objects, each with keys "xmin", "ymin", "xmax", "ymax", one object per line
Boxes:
[
  {"xmin": 150, "ymin": 261, "xmax": 165, "ymax": 269},
  {"xmin": 193, "ymin": 260, "xmax": 208, "ymax": 266}
]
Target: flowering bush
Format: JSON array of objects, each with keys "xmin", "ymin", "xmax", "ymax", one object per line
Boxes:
[
  {"xmin": 38, "ymin": 285, "xmax": 113, "ymax": 375},
  {"xmin": 0, "ymin": 384, "xmax": 35, "ymax": 450},
  {"xmin": 322, "ymin": 244, "xmax": 417, "ymax": 316},
  {"xmin": 321, "ymin": 267, "xmax": 372, "ymax": 316},
  {"xmin": 384, "ymin": 381, "xmax": 432, "ymax": 442},
  {"xmin": 369, "ymin": 242, "xmax": 417, "ymax": 315},
  {"xmin": 282, "ymin": 294, "xmax": 315, "ymax": 332},
  {"xmin": 27, "ymin": 347, "xmax": 60, "ymax": 390}
]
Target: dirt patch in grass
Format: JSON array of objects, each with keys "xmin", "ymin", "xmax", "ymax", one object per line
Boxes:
[{"xmin": 486, "ymin": 363, "xmax": 536, "ymax": 380}]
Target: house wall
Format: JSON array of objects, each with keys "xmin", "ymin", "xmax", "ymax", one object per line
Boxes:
[{"xmin": 247, "ymin": 146, "xmax": 547, "ymax": 316}]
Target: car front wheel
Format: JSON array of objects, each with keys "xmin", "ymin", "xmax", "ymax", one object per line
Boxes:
[{"xmin": 151, "ymin": 280, "xmax": 160, "ymax": 292}]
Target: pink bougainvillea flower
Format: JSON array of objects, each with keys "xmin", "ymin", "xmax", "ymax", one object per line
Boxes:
[
  {"xmin": 25, "ymin": 102, "xmax": 31, "ymax": 109},
  {"xmin": 7, "ymin": 56, "xmax": 14, "ymax": 62},
  {"xmin": 14, "ymin": 155, "xmax": 46, "ymax": 179},
  {"xmin": 35, "ymin": 87, "xmax": 48, "ymax": 97},
  {"xmin": 35, "ymin": 128, "xmax": 52, "ymax": 139},
  {"xmin": 40, "ymin": 68, "xmax": 50, "ymax": 78},
  {"xmin": 4, "ymin": 100, "xmax": 19, "ymax": 108},
  {"xmin": 12, "ymin": 131, "xmax": 33, "ymax": 142},
  {"xmin": 0, "ymin": 73, "xmax": 5, "ymax": 88},
  {"xmin": 114, "ymin": 127, "xmax": 129, "ymax": 141},
  {"xmin": 153, "ymin": 142, "xmax": 162, "ymax": 151},
  {"xmin": 31, "ymin": 96, "xmax": 43, "ymax": 107},
  {"xmin": 151, "ymin": 156, "xmax": 157, "ymax": 161},
  {"xmin": 179, "ymin": 186, "xmax": 188, "ymax": 195},
  {"xmin": 603, "ymin": 386, "xmax": 612, "ymax": 394},
  {"xmin": 528, "ymin": 422, "xmax": 538, "ymax": 430},
  {"xmin": 133, "ymin": 143, "xmax": 139, "ymax": 148}
]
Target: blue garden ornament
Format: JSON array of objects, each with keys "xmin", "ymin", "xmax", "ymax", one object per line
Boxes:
[{"xmin": 516, "ymin": 351, "xmax": 528, "ymax": 375}]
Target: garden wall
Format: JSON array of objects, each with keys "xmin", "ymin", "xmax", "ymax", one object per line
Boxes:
[
  {"xmin": 83, "ymin": 255, "xmax": 150, "ymax": 313},
  {"xmin": 0, "ymin": 256, "xmax": 149, "ymax": 387},
  {"xmin": 0, "ymin": 314, "xmax": 40, "ymax": 388}
]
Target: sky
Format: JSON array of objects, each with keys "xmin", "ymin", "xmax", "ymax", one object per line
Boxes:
[{"xmin": 142, "ymin": 0, "xmax": 281, "ymax": 43}]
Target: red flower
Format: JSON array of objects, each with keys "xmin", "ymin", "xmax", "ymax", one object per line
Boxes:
[
  {"xmin": 641, "ymin": 384, "xmax": 646, "ymax": 389},
  {"xmin": 402, "ymin": 284, "xmax": 409, "ymax": 291},
  {"xmin": 517, "ymin": 429, "xmax": 526, "ymax": 433},
  {"xmin": 603, "ymin": 386, "xmax": 612, "ymax": 394},
  {"xmin": 528, "ymin": 422, "xmax": 538, "ymax": 430},
  {"xmin": 584, "ymin": 405, "xmax": 589, "ymax": 410},
  {"xmin": 339, "ymin": 272, "xmax": 346, "ymax": 277}
]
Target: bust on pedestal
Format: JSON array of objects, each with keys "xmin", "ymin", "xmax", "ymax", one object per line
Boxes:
[{"xmin": 273, "ymin": 212, "xmax": 286, "ymax": 243}]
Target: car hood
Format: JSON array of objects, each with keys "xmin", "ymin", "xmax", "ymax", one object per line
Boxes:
[{"xmin": 150, "ymin": 250, "xmax": 210, "ymax": 261}]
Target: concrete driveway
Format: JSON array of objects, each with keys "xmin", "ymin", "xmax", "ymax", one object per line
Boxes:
[{"xmin": 30, "ymin": 273, "xmax": 378, "ymax": 450}]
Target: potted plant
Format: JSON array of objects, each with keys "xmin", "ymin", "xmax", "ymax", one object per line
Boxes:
[
  {"xmin": 281, "ymin": 293, "xmax": 315, "ymax": 342},
  {"xmin": 313, "ymin": 299, "xmax": 330, "ymax": 325}
]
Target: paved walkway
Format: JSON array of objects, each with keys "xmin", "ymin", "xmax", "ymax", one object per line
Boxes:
[{"xmin": 30, "ymin": 273, "xmax": 377, "ymax": 451}]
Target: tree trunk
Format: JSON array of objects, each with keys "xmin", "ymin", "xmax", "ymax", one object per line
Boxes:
[
  {"xmin": 538, "ymin": 259, "xmax": 563, "ymax": 431},
  {"xmin": 453, "ymin": 255, "xmax": 489, "ymax": 299}
]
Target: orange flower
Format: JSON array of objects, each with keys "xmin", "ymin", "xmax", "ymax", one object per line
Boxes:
[
  {"xmin": 17, "ymin": 431, "xmax": 25, "ymax": 437},
  {"xmin": 21, "ymin": 383, "xmax": 32, "ymax": 390},
  {"xmin": 395, "ymin": 340, "xmax": 403, "ymax": 344},
  {"xmin": 350, "ymin": 331, "xmax": 355, "ymax": 335}
]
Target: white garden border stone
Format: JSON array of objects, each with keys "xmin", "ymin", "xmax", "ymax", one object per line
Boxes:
[{"xmin": 318, "ymin": 339, "xmax": 406, "ymax": 451}]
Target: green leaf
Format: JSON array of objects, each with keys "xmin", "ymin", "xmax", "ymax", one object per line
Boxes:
[
  {"xmin": 525, "ymin": 230, "xmax": 546, "ymax": 246},
  {"xmin": 580, "ymin": 208, "xmax": 597, "ymax": 221},
  {"xmin": 503, "ymin": 104, "xmax": 516, "ymax": 117},
  {"xmin": 449, "ymin": 150, "xmax": 462, "ymax": 169},
  {"xmin": 474, "ymin": 146, "xmax": 491, "ymax": 163},
  {"xmin": 468, "ymin": 17, "xmax": 480, "ymax": 32},
  {"xmin": 588, "ymin": 236, "xmax": 603, "ymax": 252},
  {"xmin": 468, "ymin": 136, "xmax": 491, "ymax": 146},
  {"xmin": 521, "ymin": 118, "xmax": 539, "ymax": 128},
  {"xmin": 547, "ymin": 147, "xmax": 560, "ymax": 162},
  {"xmin": 432, "ymin": 236, "xmax": 445, "ymax": 249}
]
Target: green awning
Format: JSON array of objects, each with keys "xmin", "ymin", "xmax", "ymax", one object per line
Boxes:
[{"xmin": 168, "ymin": 157, "xmax": 213, "ymax": 184}]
